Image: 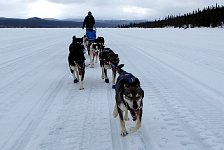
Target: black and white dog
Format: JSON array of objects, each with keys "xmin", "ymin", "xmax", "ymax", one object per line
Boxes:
[
  {"xmin": 89, "ymin": 37, "xmax": 105, "ymax": 68},
  {"xmin": 96, "ymin": 36, "xmax": 105, "ymax": 51},
  {"xmin": 89, "ymin": 39, "xmax": 100, "ymax": 68},
  {"xmin": 83, "ymin": 35, "xmax": 88, "ymax": 50},
  {"xmin": 68, "ymin": 36, "xmax": 86, "ymax": 90},
  {"xmin": 113, "ymin": 64, "xmax": 144, "ymax": 136},
  {"xmin": 99, "ymin": 48, "xmax": 119, "ymax": 85}
]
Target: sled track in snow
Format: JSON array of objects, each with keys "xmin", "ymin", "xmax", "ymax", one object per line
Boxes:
[
  {"xmin": 111, "ymin": 37, "xmax": 224, "ymax": 149},
  {"xmin": 137, "ymin": 47, "xmax": 224, "ymax": 101},
  {"xmin": 1, "ymin": 28, "xmax": 224, "ymax": 150},
  {"xmin": 1, "ymin": 74, "xmax": 68, "ymax": 150}
]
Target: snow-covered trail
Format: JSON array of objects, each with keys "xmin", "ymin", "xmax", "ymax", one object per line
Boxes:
[{"xmin": 0, "ymin": 28, "xmax": 224, "ymax": 150}]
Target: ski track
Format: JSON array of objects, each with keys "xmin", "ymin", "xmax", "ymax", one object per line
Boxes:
[
  {"xmin": 105, "ymin": 29, "xmax": 224, "ymax": 150},
  {"xmin": 0, "ymin": 28, "xmax": 224, "ymax": 150}
]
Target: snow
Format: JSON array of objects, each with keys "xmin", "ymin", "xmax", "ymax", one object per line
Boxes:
[{"xmin": 0, "ymin": 28, "xmax": 224, "ymax": 150}]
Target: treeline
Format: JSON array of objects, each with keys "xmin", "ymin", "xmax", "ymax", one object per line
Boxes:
[{"xmin": 122, "ymin": 4, "xmax": 224, "ymax": 28}]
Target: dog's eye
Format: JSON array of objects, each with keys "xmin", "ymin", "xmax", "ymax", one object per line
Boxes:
[
  {"xmin": 124, "ymin": 93, "xmax": 132, "ymax": 99},
  {"xmin": 123, "ymin": 95, "xmax": 130, "ymax": 100},
  {"xmin": 136, "ymin": 93, "xmax": 141, "ymax": 99},
  {"xmin": 127, "ymin": 94, "xmax": 133, "ymax": 98},
  {"xmin": 128, "ymin": 96, "xmax": 133, "ymax": 99}
]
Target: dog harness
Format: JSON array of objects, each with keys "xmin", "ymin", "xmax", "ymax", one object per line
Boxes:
[
  {"xmin": 116, "ymin": 71, "xmax": 136, "ymax": 85},
  {"xmin": 99, "ymin": 48, "xmax": 118, "ymax": 70}
]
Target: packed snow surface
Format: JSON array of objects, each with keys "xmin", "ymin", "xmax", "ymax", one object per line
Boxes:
[{"xmin": 0, "ymin": 28, "xmax": 224, "ymax": 150}]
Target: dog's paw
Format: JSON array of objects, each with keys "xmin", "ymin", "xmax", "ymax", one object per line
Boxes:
[
  {"xmin": 130, "ymin": 125, "xmax": 141, "ymax": 133},
  {"xmin": 74, "ymin": 79, "xmax": 79, "ymax": 83},
  {"xmin": 85, "ymin": 63, "xmax": 90, "ymax": 67},
  {"xmin": 105, "ymin": 79, "xmax": 109, "ymax": 83},
  {"xmin": 79, "ymin": 87, "xmax": 84, "ymax": 90},
  {"xmin": 113, "ymin": 109, "xmax": 118, "ymax": 118},
  {"xmin": 70, "ymin": 65, "xmax": 76, "ymax": 70},
  {"xmin": 112, "ymin": 84, "xmax": 116, "ymax": 89},
  {"xmin": 130, "ymin": 127, "xmax": 138, "ymax": 133},
  {"xmin": 121, "ymin": 130, "xmax": 128, "ymax": 136},
  {"xmin": 124, "ymin": 116, "xmax": 129, "ymax": 121}
]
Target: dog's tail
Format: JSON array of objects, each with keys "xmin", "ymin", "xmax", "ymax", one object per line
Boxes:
[{"xmin": 116, "ymin": 64, "xmax": 124, "ymax": 74}]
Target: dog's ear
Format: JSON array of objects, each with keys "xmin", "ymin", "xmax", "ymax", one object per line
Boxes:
[
  {"xmin": 116, "ymin": 64, "xmax": 124, "ymax": 74},
  {"xmin": 123, "ymin": 80, "xmax": 129, "ymax": 89},
  {"xmin": 124, "ymin": 82, "xmax": 129, "ymax": 89},
  {"xmin": 134, "ymin": 78, "xmax": 141, "ymax": 87},
  {"xmin": 115, "ymin": 54, "xmax": 118, "ymax": 57},
  {"xmin": 118, "ymin": 64, "xmax": 124, "ymax": 68}
]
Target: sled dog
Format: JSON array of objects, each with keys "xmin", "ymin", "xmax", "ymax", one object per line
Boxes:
[
  {"xmin": 99, "ymin": 48, "xmax": 119, "ymax": 84},
  {"xmin": 89, "ymin": 39, "xmax": 100, "ymax": 68},
  {"xmin": 89, "ymin": 37, "xmax": 105, "ymax": 68},
  {"xmin": 96, "ymin": 36, "xmax": 105, "ymax": 52},
  {"xmin": 83, "ymin": 35, "xmax": 88, "ymax": 51},
  {"xmin": 113, "ymin": 64, "xmax": 144, "ymax": 136},
  {"xmin": 68, "ymin": 36, "xmax": 86, "ymax": 90}
]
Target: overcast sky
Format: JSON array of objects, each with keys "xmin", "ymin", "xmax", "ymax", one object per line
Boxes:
[{"xmin": 1, "ymin": 0, "xmax": 224, "ymax": 20}]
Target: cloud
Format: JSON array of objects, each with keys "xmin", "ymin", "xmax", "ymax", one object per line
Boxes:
[
  {"xmin": 27, "ymin": 0, "xmax": 63, "ymax": 18},
  {"xmin": 0, "ymin": 1, "xmax": 30, "ymax": 18},
  {"xmin": 47, "ymin": 0, "xmax": 85, "ymax": 4},
  {"xmin": 1, "ymin": 0, "xmax": 224, "ymax": 19}
]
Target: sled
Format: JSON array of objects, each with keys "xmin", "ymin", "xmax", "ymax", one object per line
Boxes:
[{"xmin": 86, "ymin": 30, "xmax": 96, "ymax": 41}]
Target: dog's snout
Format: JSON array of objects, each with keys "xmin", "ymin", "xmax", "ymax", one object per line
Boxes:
[{"xmin": 133, "ymin": 101, "xmax": 138, "ymax": 110}]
